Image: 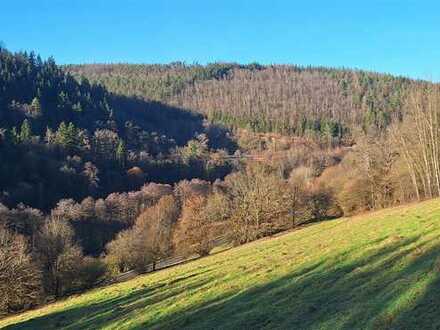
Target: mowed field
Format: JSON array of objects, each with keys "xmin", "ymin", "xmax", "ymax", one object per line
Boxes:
[{"xmin": 2, "ymin": 199, "xmax": 440, "ymax": 330}]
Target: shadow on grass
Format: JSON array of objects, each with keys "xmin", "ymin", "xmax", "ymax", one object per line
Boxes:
[
  {"xmin": 6, "ymin": 233, "xmax": 440, "ymax": 330},
  {"xmin": 142, "ymin": 235, "xmax": 440, "ymax": 330},
  {"xmin": 384, "ymin": 258, "xmax": 440, "ymax": 330},
  {"xmin": 3, "ymin": 269, "xmax": 213, "ymax": 330}
]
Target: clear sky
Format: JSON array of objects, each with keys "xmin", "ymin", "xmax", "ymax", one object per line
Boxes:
[{"xmin": 2, "ymin": 0, "xmax": 440, "ymax": 81}]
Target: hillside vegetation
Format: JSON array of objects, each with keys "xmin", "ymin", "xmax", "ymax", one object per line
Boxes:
[
  {"xmin": 67, "ymin": 63, "xmax": 421, "ymax": 139},
  {"xmin": 0, "ymin": 49, "xmax": 235, "ymax": 211},
  {"xmin": 2, "ymin": 198, "xmax": 440, "ymax": 330},
  {"xmin": 4, "ymin": 48, "xmax": 440, "ymax": 321}
]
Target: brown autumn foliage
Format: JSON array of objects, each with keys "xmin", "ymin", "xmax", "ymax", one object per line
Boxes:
[
  {"xmin": 33, "ymin": 212, "xmax": 105, "ymax": 297},
  {"xmin": 225, "ymin": 165, "xmax": 292, "ymax": 244},
  {"xmin": 173, "ymin": 193, "xmax": 228, "ymax": 257},
  {"xmin": 135, "ymin": 195, "xmax": 179, "ymax": 266},
  {"xmin": 0, "ymin": 226, "xmax": 42, "ymax": 315},
  {"xmin": 105, "ymin": 195, "xmax": 179, "ymax": 273},
  {"xmin": 174, "ymin": 178, "xmax": 212, "ymax": 203}
]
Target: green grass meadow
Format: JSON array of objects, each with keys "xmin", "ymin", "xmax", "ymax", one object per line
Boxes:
[{"xmin": 2, "ymin": 199, "xmax": 440, "ymax": 329}]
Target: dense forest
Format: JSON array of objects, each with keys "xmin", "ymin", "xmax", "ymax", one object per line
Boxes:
[
  {"xmin": 2, "ymin": 48, "xmax": 440, "ymax": 317},
  {"xmin": 0, "ymin": 49, "xmax": 236, "ymax": 211},
  {"xmin": 67, "ymin": 63, "xmax": 420, "ymax": 142}
]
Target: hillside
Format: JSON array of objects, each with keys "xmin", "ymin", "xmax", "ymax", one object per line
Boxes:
[
  {"xmin": 67, "ymin": 63, "xmax": 422, "ymax": 139},
  {"xmin": 0, "ymin": 49, "xmax": 235, "ymax": 211},
  {"xmin": 2, "ymin": 198, "xmax": 440, "ymax": 329}
]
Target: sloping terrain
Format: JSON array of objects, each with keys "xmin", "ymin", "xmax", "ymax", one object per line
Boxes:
[
  {"xmin": 67, "ymin": 63, "xmax": 417, "ymax": 137},
  {"xmin": 2, "ymin": 199, "xmax": 440, "ymax": 329}
]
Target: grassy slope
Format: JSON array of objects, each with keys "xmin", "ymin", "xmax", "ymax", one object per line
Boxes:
[{"xmin": 3, "ymin": 199, "xmax": 440, "ymax": 330}]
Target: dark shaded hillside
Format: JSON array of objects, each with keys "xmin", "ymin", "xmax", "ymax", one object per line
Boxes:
[
  {"xmin": 67, "ymin": 63, "xmax": 423, "ymax": 141},
  {"xmin": 0, "ymin": 49, "xmax": 235, "ymax": 210},
  {"xmin": 0, "ymin": 49, "xmax": 214, "ymax": 146}
]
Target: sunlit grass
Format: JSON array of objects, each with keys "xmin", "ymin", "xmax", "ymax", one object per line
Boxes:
[{"xmin": 2, "ymin": 199, "xmax": 440, "ymax": 329}]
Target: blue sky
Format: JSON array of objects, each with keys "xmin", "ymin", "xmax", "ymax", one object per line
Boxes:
[{"xmin": 2, "ymin": 0, "xmax": 440, "ymax": 80}]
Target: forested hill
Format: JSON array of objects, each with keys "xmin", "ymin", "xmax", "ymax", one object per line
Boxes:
[
  {"xmin": 0, "ymin": 49, "xmax": 432, "ymax": 211},
  {"xmin": 4, "ymin": 49, "xmax": 440, "ymax": 321},
  {"xmin": 67, "ymin": 63, "xmax": 423, "ymax": 140},
  {"xmin": 0, "ymin": 49, "xmax": 235, "ymax": 210}
]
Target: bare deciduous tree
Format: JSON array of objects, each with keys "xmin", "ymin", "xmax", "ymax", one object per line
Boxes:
[
  {"xmin": 35, "ymin": 217, "xmax": 83, "ymax": 297},
  {"xmin": 106, "ymin": 195, "xmax": 179, "ymax": 273},
  {"xmin": 391, "ymin": 86, "xmax": 440, "ymax": 200},
  {"xmin": 173, "ymin": 194, "xmax": 225, "ymax": 257},
  {"xmin": 225, "ymin": 165, "xmax": 291, "ymax": 244},
  {"xmin": 0, "ymin": 226, "xmax": 41, "ymax": 315}
]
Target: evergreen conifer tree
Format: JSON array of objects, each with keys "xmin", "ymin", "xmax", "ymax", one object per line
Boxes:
[{"xmin": 19, "ymin": 119, "xmax": 32, "ymax": 143}]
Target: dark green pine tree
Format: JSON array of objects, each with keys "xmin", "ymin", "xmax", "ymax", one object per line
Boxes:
[
  {"xmin": 30, "ymin": 97, "xmax": 42, "ymax": 116},
  {"xmin": 55, "ymin": 122, "xmax": 78, "ymax": 152},
  {"xmin": 55, "ymin": 121, "xmax": 69, "ymax": 147},
  {"xmin": 19, "ymin": 119, "xmax": 32, "ymax": 143},
  {"xmin": 66, "ymin": 122, "xmax": 78, "ymax": 145}
]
